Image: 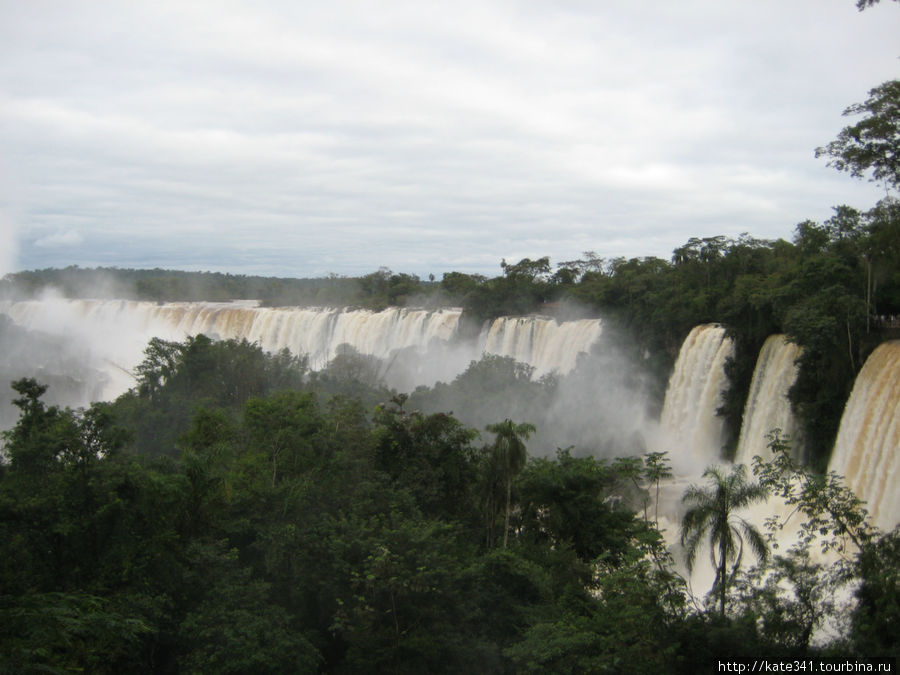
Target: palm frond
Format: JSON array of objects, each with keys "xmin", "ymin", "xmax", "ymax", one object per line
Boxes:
[{"xmin": 736, "ymin": 516, "xmax": 769, "ymax": 565}]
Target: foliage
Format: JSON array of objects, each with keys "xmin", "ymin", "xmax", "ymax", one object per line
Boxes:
[
  {"xmin": 370, "ymin": 395, "xmax": 480, "ymax": 525},
  {"xmin": 3, "ymin": 330, "xmax": 897, "ymax": 671},
  {"xmin": 0, "ymin": 592, "xmax": 151, "ymax": 674},
  {"xmin": 177, "ymin": 542, "xmax": 321, "ymax": 674},
  {"xmin": 816, "ymin": 79, "xmax": 900, "ymax": 191},
  {"xmin": 117, "ymin": 335, "xmax": 306, "ymax": 457},
  {"xmin": 732, "ymin": 543, "xmax": 848, "ymax": 652},
  {"xmin": 680, "ymin": 464, "xmax": 769, "ymax": 616},
  {"xmin": 856, "ymin": 0, "xmax": 899, "ymax": 9},
  {"xmin": 0, "ymin": 265, "xmax": 439, "ymax": 309},
  {"xmin": 1, "ymin": 364, "xmax": 713, "ymax": 671},
  {"xmin": 724, "ymin": 433, "xmax": 893, "ymax": 657},
  {"xmin": 752, "ymin": 431, "xmax": 876, "ymax": 557},
  {"xmin": 851, "ymin": 527, "xmax": 900, "ymax": 659},
  {"xmin": 410, "ymin": 355, "xmax": 552, "ymax": 434},
  {"xmin": 483, "ymin": 419, "xmax": 536, "ymax": 549}
]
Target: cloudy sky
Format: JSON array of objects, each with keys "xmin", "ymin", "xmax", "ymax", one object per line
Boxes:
[{"xmin": 1, "ymin": 1, "xmax": 897, "ymax": 279}]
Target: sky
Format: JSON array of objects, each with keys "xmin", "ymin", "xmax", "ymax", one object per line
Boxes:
[{"xmin": 0, "ymin": 1, "xmax": 898, "ymax": 279}]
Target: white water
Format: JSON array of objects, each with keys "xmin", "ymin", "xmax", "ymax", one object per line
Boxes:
[
  {"xmin": 829, "ymin": 341, "xmax": 900, "ymax": 531},
  {"xmin": 0, "ymin": 299, "xmax": 606, "ymax": 403},
  {"xmin": 480, "ymin": 315, "xmax": 604, "ymax": 377},
  {"xmin": 657, "ymin": 327, "xmax": 784, "ymax": 597},
  {"xmin": 660, "ymin": 334, "xmax": 898, "ymax": 617},
  {"xmin": 734, "ymin": 335, "xmax": 802, "ymax": 466},
  {"xmin": 0, "ymin": 299, "xmax": 464, "ymax": 397},
  {"xmin": 658, "ymin": 324, "xmax": 734, "ymax": 473}
]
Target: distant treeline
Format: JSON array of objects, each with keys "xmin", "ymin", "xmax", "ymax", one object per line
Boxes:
[{"xmin": 0, "ymin": 265, "xmax": 436, "ymax": 309}]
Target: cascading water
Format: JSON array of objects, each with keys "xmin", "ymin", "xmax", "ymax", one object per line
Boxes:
[
  {"xmin": 0, "ymin": 299, "xmax": 607, "ymax": 405},
  {"xmin": 655, "ymin": 326, "xmax": 803, "ymax": 606},
  {"xmin": 0, "ymin": 299, "xmax": 465, "ymax": 399},
  {"xmin": 734, "ymin": 335, "xmax": 802, "ymax": 466},
  {"xmin": 658, "ymin": 324, "xmax": 734, "ymax": 473},
  {"xmin": 829, "ymin": 341, "xmax": 900, "ymax": 531},
  {"xmin": 479, "ymin": 315, "xmax": 604, "ymax": 377}
]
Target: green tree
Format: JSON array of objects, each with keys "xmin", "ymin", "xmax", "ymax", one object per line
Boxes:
[
  {"xmin": 734, "ymin": 433, "xmax": 886, "ymax": 655},
  {"xmin": 243, "ymin": 390, "xmax": 323, "ymax": 488},
  {"xmin": 505, "ymin": 556, "xmax": 682, "ymax": 674},
  {"xmin": 2, "ymin": 379, "xmax": 128, "ymax": 477},
  {"xmin": 815, "ymin": 79, "xmax": 900, "ymax": 192},
  {"xmin": 0, "ymin": 592, "xmax": 151, "ymax": 674},
  {"xmin": 371, "ymin": 398, "xmax": 480, "ymax": 523},
  {"xmin": 484, "ymin": 419, "xmax": 536, "ymax": 549},
  {"xmin": 863, "ymin": 197, "xmax": 900, "ymax": 321},
  {"xmin": 177, "ymin": 541, "xmax": 321, "ymax": 674},
  {"xmin": 680, "ymin": 464, "xmax": 769, "ymax": 616},
  {"xmin": 851, "ymin": 528, "xmax": 900, "ymax": 659},
  {"xmin": 644, "ymin": 451, "xmax": 674, "ymax": 527},
  {"xmin": 134, "ymin": 337, "xmax": 183, "ymax": 401},
  {"xmin": 732, "ymin": 543, "xmax": 846, "ymax": 652},
  {"xmin": 518, "ymin": 449, "xmax": 646, "ymax": 570},
  {"xmin": 2, "ymin": 379, "xmax": 75, "ymax": 474},
  {"xmin": 752, "ymin": 432, "xmax": 875, "ymax": 556}
]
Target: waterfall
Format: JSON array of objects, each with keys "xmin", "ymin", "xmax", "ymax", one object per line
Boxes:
[
  {"xmin": 658, "ymin": 324, "xmax": 734, "ymax": 472},
  {"xmin": 0, "ymin": 299, "xmax": 464, "ymax": 399},
  {"xmin": 0, "ymin": 299, "xmax": 606, "ymax": 404},
  {"xmin": 829, "ymin": 341, "xmax": 900, "ymax": 531},
  {"xmin": 734, "ymin": 335, "xmax": 802, "ymax": 466},
  {"xmin": 480, "ymin": 316, "xmax": 603, "ymax": 377}
]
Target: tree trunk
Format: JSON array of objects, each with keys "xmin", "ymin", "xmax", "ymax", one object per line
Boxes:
[
  {"xmin": 719, "ymin": 551, "xmax": 727, "ymax": 616},
  {"xmin": 866, "ymin": 259, "xmax": 872, "ymax": 334},
  {"xmin": 846, "ymin": 316, "xmax": 856, "ymax": 372},
  {"xmin": 718, "ymin": 527, "xmax": 729, "ymax": 616},
  {"xmin": 503, "ymin": 477, "xmax": 511, "ymax": 548}
]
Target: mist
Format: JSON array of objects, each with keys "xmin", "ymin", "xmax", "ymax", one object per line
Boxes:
[
  {"xmin": 0, "ymin": 310, "xmax": 112, "ymax": 430},
  {"xmin": 0, "ymin": 296, "xmax": 660, "ymax": 470},
  {"xmin": 0, "ymin": 212, "xmax": 17, "ymax": 279}
]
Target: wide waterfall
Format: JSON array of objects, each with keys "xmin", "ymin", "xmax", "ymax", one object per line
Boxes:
[
  {"xmin": 0, "ymin": 299, "xmax": 606, "ymax": 404},
  {"xmin": 658, "ymin": 324, "xmax": 734, "ymax": 473},
  {"xmin": 734, "ymin": 335, "xmax": 801, "ymax": 465},
  {"xmin": 829, "ymin": 341, "xmax": 900, "ymax": 531}
]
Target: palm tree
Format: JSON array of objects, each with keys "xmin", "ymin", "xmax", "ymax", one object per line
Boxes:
[
  {"xmin": 485, "ymin": 419, "xmax": 536, "ymax": 548},
  {"xmin": 680, "ymin": 464, "xmax": 769, "ymax": 615}
]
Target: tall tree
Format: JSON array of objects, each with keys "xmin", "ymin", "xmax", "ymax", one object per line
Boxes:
[
  {"xmin": 815, "ymin": 79, "xmax": 900, "ymax": 193},
  {"xmin": 680, "ymin": 464, "xmax": 769, "ymax": 616},
  {"xmin": 484, "ymin": 419, "xmax": 536, "ymax": 548}
]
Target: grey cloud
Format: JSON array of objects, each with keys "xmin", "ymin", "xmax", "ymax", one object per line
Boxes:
[{"xmin": 1, "ymin": 0, "xmax": 897, "ymax": 278}]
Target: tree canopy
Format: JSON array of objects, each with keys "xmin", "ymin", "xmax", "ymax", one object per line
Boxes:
[
  {"xmin": 1, "ymin": 351, "xmax": 895, "ymax": 671},
  {"xmin": 816, "ymin": 79, "xmax": 900, "ymax": 192}
]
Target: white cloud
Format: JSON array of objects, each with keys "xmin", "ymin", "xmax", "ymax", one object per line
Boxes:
[
  {"xmin": 0, "ymin": 0, "xmax": 897, "ymax": 276},
  {"xmin": 0, "ymin": 213, "xmax": 17, "ymax": 276},
  {"xmin": 34, "ymin": 229, "xmax": 85, "ymax": 248}
]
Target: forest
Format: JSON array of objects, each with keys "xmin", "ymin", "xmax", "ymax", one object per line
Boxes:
[
  {"xmin": 0, "ymin": 333, "xmax": 896, "ymax": 673},
  {"xmin": 1, "ymin": 22, "xmax": 899, "ymax": 675}
]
